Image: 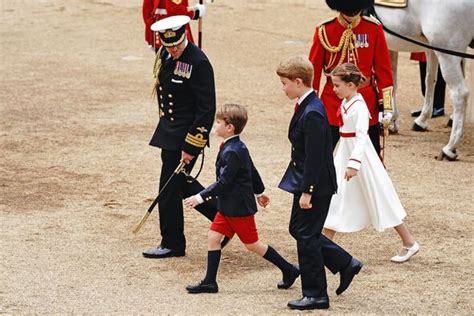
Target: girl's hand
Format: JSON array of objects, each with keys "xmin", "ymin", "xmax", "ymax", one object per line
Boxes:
[
  {"xmin": 344, "ymin": 167, "xmax": 358, "ymax": 181},
  {"xmin": 257, "ymin": 194, "xmax": 270, "ymax": 208},
  {"xmin": 299, "ymin": 192, "xmax": 312, "ymax": 209}
]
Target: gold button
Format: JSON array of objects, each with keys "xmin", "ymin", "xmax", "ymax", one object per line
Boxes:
[
  {"xmin": 168, "ymin": 94, "xmax": 173, "ymax": 98},
  {"xmin": 159, "ymin": 95, "xmax": 163, "ymax": 99},
  {"xmin": 168, "ymin": 109, "xmax": 173, "ymax": 114},
  {"xmin": 160, "ymin": 103, "xmax": 164, "ymax": 108},
  {"xmin": 159, "ymin": 87, "xmax": 162, "ymax": 91},
  {"xmin": 170, "ymin": 117, "xmax": 174, "ymax": 121},
  {"xmin": 293, "ymin": 161, "xmax": 296, "ymax": 167},
  {"xmin": 169, "ymin": 102, "xmax": 173, "ymax": 106}
]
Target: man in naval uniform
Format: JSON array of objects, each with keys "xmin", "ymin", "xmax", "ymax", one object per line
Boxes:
[{"xmin": 143, "ymin": 15, "xmax": 219, "ymax": 259}]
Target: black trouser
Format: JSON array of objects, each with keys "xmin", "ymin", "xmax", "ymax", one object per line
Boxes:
[
  {"xmin": 158, "ymin": 149, "xmax": 217, "ymax": 251},
  {"xmin": 289, "ymin": 194, "xmax": 352, "ymax": 298},
  {"xmin": 330, "ymin": 124, "xmax": 381, "ymax": 155},
  {"xmin": 419, "ymin": 62, "xmax": 445, "ymax": 111}
]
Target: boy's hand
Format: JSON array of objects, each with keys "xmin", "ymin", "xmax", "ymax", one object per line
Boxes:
[
  {"xmin": 257, "ymin": 194, "xmax": 270, "ymax": 208},
  {"xmin": 299, "ymin": 192, "xmax": 312, "ymax": 209},
  {"xmin": 184, "ymin": 196, "xmax": 199, "ymax": 208},
  {"xmin": 344, "ymin": 167, "xmax": 358, "ymax": 181}
]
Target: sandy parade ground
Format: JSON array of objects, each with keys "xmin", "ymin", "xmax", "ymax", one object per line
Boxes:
[{"xmin": 1, "ymin": 0, "xmax": 473, "ymax": 314}]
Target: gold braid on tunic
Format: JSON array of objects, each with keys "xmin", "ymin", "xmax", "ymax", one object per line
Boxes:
[
  {"xmin": 318, "ymin": 15, "xmax": 360, "ymax": 76},
  {"xmin": 151, "ymin": 47, "xmax": 163, "ymax": 100}
]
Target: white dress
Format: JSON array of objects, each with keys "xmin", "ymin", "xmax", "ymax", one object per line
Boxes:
[{"xmin": 324, "ymin": 94, "xmax": 406, "ymax": 232}]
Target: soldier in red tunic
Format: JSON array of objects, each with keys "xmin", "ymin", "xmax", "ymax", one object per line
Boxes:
[
  {"xmin": 309, "ymin": 0, "xmax": 393, "ymax": 155},
  {"xmin": 142, "ymin": 0, "xmax": 206, "ymax": 50}
]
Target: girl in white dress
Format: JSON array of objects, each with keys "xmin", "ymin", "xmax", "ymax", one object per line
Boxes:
[{"xmin": 323, "ymin": 63, "xmax": 419, "ymax": 263}]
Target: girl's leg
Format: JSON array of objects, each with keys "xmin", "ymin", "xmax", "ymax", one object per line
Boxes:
[
  {"xmin": 393, "ymin": 222, "xmax": 415, "ymax": 247},
  {"xmin": 391, "ymin": 223, "xmax": 419, "ymax": 263},
  {"xmin": 322, "ymin": 228, "xmax": 336, "ymax": 240}
]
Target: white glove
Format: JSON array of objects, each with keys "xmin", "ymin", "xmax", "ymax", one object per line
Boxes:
[
  {"xmin": 382, "ymin": 112, "xmax": 393, "ymax": 125},
  {"xmin": 195, "ymin": 4, "xmax": 207, "ymax": 17}
]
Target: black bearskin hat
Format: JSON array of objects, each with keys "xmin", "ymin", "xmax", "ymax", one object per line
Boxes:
[{"xmin": 326, "ymin": 0, "xmax": 374, "ymax": 13}]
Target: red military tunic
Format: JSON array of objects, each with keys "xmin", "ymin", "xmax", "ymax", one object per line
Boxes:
[
  {"xmin": 142, "ymin": 0, "xmax": 195, "ymax": 48},
  {"xmin": 309, "ymin": 15, "xmax": 393, "ymax": 127}
]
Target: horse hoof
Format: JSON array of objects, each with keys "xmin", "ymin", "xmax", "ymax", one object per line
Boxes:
[
  {"xmin": 389, "ymin": 121, "xmax": 399, "ymax": 134},
  {"xmin": 447, "ymin": 118, "xmax": 453, "ymax": 128},
  {"xmin": 412, "ymin": 122, "xmax": 427, "ymax": 132},
  {"xmin": 436, "ymin": 148, "xmax": 458, "ymax": 161}
]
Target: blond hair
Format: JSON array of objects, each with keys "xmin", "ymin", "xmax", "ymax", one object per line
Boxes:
[
  {"xmin": 215, "ymin": 104, "xmax": 248, "ymax": 135},
  {"xmin": 331, "ymin": 63, "xmax": 367, "ymax": 87},
  {"xmin": 276, "ymin": 55, "xmax": 314, "ymax": 87}
]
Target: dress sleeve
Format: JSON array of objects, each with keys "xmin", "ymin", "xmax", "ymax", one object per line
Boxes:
[{"xmin": 347, "ymin": 101, "xmax": 370, "ymax": 170}]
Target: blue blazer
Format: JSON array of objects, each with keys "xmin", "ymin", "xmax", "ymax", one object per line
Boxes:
[
  {"xmin": 200, "ymin": 136, "xmax": 265, "ymax": 217},
  {"xmin": 279, "ymin": 91, "xmax": 337, "ymax": 196}
]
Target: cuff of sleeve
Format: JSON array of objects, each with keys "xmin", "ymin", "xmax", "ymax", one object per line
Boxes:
[
  {"xmin": 195, "ymin": 194, "xmax": 204, "ymax": 205},
  {"xmin": 347, "ymin": 158, "xmax": 361, "ymax": 170}
]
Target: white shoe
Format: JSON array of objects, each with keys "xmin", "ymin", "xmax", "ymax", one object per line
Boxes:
[{"xmin": 390, "ymin": 241, "xmax": 420, "ymax": 263}]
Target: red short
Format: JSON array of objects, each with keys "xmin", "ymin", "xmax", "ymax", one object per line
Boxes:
[{"xmin": 210, "ymin": 212, "xmax": 259, "ymax": 244}]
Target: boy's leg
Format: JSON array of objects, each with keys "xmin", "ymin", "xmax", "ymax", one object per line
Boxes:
[
  {"xmin": 186, "ymin": 230, "xmax": 222, "ymax": 294},
  {"xmin": 235, "ymin": 216, "xmax": 300, "ymax": 289}
]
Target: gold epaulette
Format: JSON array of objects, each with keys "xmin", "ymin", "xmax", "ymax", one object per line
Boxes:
[
  {"xmin": 185, "ymin": 132, "xmax": 207, "ymax": 148},
  {"xmin": 362, "ymin": 15, "xmax": 381, "ymax": 25},
  {"xmin": 317, "ymin": 16, "xmax": 336, "ymax": 28}
]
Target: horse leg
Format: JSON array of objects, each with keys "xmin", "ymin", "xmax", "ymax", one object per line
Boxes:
[
  {"xmin": 389, "ymin": 50, "xmax": 399, "ymax": 134},
  {"xmin": 413, "ymin": 50, "xmax": 437, "ymax": 131},
  {"xmin": 435, "ymin": 54, "xmax": 468, "ymax": 161}
]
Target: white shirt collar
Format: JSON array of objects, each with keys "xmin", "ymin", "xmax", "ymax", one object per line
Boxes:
[{"xmin": 297, "ymin": 89, "xmax": 314, "ymax": 105}]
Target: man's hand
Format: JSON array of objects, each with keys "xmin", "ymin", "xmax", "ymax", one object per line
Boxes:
[
  {"xmin": 344, "ymin": 167, "xmax": 358, "ymax": 181},
  {"xmin": 299, "ymin": 192, "xmax": 312, "ymax": 209},
  {"xmin": 184, "ymin": 196, "xmax": 199, "ymax": 208},
  {"xmin": 181, "ymin": 151, "xmax": 195, "ymax": 164},
  {"xmin": 257, "ymin": 194, "xmax": 270, "ymax": 208}
]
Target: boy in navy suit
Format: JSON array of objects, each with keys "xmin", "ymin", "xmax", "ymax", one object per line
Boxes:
[
  {"xmin": 184, "ymin": 104, "xmax": 300, "ymax": 294},
  {"xmin": 276, "ymin": 56, "xmax": 363, "ymax": 310}
]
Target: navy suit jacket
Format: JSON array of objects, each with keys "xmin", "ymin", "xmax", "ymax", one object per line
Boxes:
[
  {"xmin": 200, "ymin": 136, "xmax": 265, "ymax": 217},
  {"xmin": 279, "ymin": 91, "xmax": 337, "ymax": 196}
]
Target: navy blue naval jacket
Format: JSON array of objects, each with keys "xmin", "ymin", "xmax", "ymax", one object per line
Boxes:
[
  {"xmin": 149, "ymin": 42, "xmax": 215, "ymax": 157},
  {"xmin": 199, "ymin": 136, "xmax": 265, "ymax": 217},
  {"xmin": 279, "ymin": 91, "xmax": 337, "ymax": 197}
]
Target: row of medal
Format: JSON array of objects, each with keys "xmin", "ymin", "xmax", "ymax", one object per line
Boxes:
[{"xmin": 174, "ymin": 61, "xmax": 193, "ymax": 79}]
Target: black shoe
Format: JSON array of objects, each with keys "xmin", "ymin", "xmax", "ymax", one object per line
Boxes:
[
  {"xmin": 287, "ymin": 296, "xmax": 329, "ymax": 310},
  {"xmin": 186, "ymin": 280, "xmax": 218, "ymax": 294},
  {"xmin": 336, "ymin": 258, "xmax": 363, "ymax": 295},
  {"xmin": 411, "ymin": 109, "xmax": 422, "ymax": 117},
  {"xmin": 432, "ymin": 108, "xmax": 445, "ymax": 118},
  {"xmin": 221, "ymin": 236, "xmax": 231, "ymax": 249},
  {"xmin": 142, "ymin": 246, "xmax": 185, "ymax": 259},
  {"xmin": 277, "ymin": 265, "xmax": 300, "ymax": 289}
]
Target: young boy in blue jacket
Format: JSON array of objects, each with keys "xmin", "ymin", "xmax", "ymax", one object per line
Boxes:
[{"xmin": 184, "ymin": 104, "xmax": 299, "ymax": 294}]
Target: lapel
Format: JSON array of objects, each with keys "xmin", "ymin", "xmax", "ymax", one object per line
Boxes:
[
  {"xmin": 217, "ymin": 136, "xmax": 240, "ymax": 165},
  {"xmin": 288, "ymin": 91, "xmax": 316, "ymax": 137}
]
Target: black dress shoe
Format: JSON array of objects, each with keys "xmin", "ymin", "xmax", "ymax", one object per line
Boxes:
[
  {"xmin": 411, "ymin": 108, "xmax": 445, "ymax": 118},
  {"xmin": 411, "ymin": 109, "xmax": 422, "ymax": 117},
  {"xmin": 287, "ymin": 296, "xmax": 329, "ymax": 310},
  {"xmin": 432, "ymin": 108, "xmax": 445, "ymax": 118},
  {"xmin": 336, "ymin": 258, "xmax": 363, "ymax": 295},
  {"xmin": 142, "ymin": 246, "xmax": 185, "ymax": 259},
  {"xmin": 277, "ymin": 265, "xmax": 300, "ymax": 289},
  {"xmin": 186, "ymin": 280, "xmax": 218, "ymax": 294}
]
